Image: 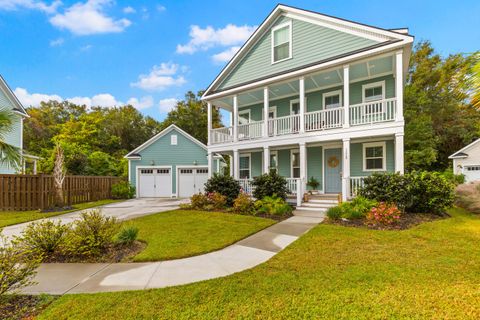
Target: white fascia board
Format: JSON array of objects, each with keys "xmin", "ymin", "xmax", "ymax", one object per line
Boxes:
[
  {"xmin": 0, "ymin": 75, "xmax": 29, "ymax": 117},
  {"xmin": 449, "ymin": 138, "xmax": 480, "ymax": 158}
]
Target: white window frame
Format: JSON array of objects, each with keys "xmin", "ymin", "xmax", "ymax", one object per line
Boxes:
[
  {"xmin": 269, "ymin": 150, "xmax": 278, "ymax": 172},
  {"xmin": 362, "ymin": 80, "xmax": 386, "ymax": 103},
  {"xmin": 289, "ymin": 98, "xmax": 306, "ymax": 115},
  {"xmin": 323, "ymin": 89, "xmax": 343, "ymax": 109},
  {"xmin": 290, "ymin": 149, "xmax": 300, "ymax": 178},
  {"xmin": 363, "ymin": 142, "xmax": 386, "ymax": 172},
  {"xmin": 170, "ymin": 134, "xmax": 177, "ymax": 145},
  {"xmin": 239, "ymin": 153, "xmax": 251, "ymax": 179},
  {"xmin": 268, "ymin": 106, "xmax": 277, "ymax": 119},
  {"xmin": 238, "ymin": 109, "xmax": 251, "ymax": 124},
  {"xmin": 271, "ymin": 20, "xmax": 292, "ymax": 64}
]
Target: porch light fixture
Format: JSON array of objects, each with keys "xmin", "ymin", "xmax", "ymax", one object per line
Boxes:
[
  {"xmin": 193, "ymin": 160, "xmax": 198, "ymax": 166},
  {"xmin": 150, "ymin": 160, "xmax": 155, "ymax": 166}
]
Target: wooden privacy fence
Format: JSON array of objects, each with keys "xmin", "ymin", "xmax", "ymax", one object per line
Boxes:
[{"xmin": 0, "ymin": 174, "xmax": 124, "ymax": 211}]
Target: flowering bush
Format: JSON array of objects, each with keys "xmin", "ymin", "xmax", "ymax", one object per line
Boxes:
[
  {"xmin": 206, "ymin": 192, "xmax": 227, "ymax": 210},
  {"xmin": 233, "ymin": 192, "xmax": 255, "ymax": 215},
  {"xmin": 190, "ymin": 193, "xmax": 209, "ymax": 210},
  {"xmin": 366, "ymin": 202, "xmax": 401, "ymax": 225}
]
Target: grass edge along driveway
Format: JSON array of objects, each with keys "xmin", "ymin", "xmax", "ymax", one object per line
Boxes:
[{"xmin": 39, "ymin": 208, "xmax": 480, "ymax": 319}]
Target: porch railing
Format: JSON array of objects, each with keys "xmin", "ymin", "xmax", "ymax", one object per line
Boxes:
[
  {"xmin": 349, "ymin": 176, "xmax": 366, "ymax": 198},
  {"xmin": 238, "ymin": 121, "xmax": 264, "ymax": 140},
  {"xmin": 238, "ymin": 179, "xmax": 255, "ymax": 194},
  {"xmin": 268, "ymin": 114, "xmax": 300, "ymax": 136},
  {"xmin": 285, "ymin": 178, "xmax": 298, "ymax": 194},
  {"xmin": 211, "ymin": 127, "xmax": 233, "ymax": 144},
  {"xmin": 305, "ymin": 107, "xmax": 344, "ymax": 131},
  {"xmin": 349, "ymin": 98, "xmax": 396, "ymax": 126}
]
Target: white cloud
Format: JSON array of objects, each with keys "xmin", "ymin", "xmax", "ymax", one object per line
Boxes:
[
  {"xmin": 212, "ymin": 46, "xmax": 240, "ymax": 63},
  {"xmin": 156, "ymin": 4, "xmax": 165, "ymax": 12},
  {"xmin": 122, "ymin": 6, "xmax": 135, "ymax": 14},
  {"xmin": 176, "ymin": 24, "xmax": 256, "ymax": 54},
  {"xmin": 80, "ymin": 44, "xmax": 92, "ymax": 51},
  {"xmin": 127, "ymin": 96, "xmax": 153, "ymax": 110},
  {"xmin": 14, "ymin": 87, "xmax": 62, "ymax": 107},
  {"xmin": 158, "ymin": 98, "xmax": 177, "ymax": 113},
  {"xmin": 0, "ymin": 0, "xmax": 61, "ymax": 13},
  {"xmin": 131, "ymin": 62, "xmax": 186, "ymax": 91},
  {"xmin": 49, "ymin": 0, "xmax": 131, "ymax": 36},
  {"xmin": 49, "ymin": 37, "xmax": 64, "ymax": 47}
]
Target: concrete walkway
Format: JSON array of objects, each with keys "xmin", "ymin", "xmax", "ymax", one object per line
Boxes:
[
  {"xmin": 2, "ymin": 198, "xmax": 185, "ymax": 239},
  {"xmin": 22, "ymin": 210, "xmax": 325, "ymax": 294}
]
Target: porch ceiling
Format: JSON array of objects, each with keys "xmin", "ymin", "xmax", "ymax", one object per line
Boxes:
[{"xmin": 211, "ymin": 54, "xmax": 394, "ymax": 110}]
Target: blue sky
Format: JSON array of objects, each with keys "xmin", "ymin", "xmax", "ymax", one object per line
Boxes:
[{"xmin": 0, "ymin": 0, "xmax": 479, "ymax": 121}]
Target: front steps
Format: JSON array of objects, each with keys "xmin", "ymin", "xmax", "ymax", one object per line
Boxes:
[{"xmin": 295, "ymin": 194, "xmax": 340, "ymax": 213}]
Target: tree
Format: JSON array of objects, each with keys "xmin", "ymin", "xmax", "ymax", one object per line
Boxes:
[
  {"xmin": 53, "ymin": 143, "xmax": 66, "ymax": 207},
  {"xmin": 161, "ymin": 91, "xmax": 222, "ymax": 144},
  {"xmin": 471, "ymin": 52, "xmax": 480, "ymax": 109},
  {"xmin": 0, "ymin": 109, "xmax": 21, "ymax": 169}
]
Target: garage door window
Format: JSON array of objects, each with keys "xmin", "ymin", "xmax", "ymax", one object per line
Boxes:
[
  {"xmin": 157, "ymin": 169, "xmax": 170, "ymax": 174},
  {"xmin": 180, "ymin": 169, "xmax": 193, "ymax": 174},
  {"xmin": 196, "ymin": 169, "xmax": 208, "ymax": 174},
  {"xmin": 141, "ymin": 169, "xmax": 153, "ymax": 174},
  {"xmin": 466, "ymin": 166, "xmax": 480, "ymax": 171}
]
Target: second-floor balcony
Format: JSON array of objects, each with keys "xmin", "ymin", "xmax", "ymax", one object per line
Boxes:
[{"xmin": 210, "ymin": 98, "xmax": 397, "ymax": 144}]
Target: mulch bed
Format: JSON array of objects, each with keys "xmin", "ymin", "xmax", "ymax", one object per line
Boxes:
[
  {"xmin": 42, "ymin": 240, "xmax": 146, "ymax": 263},
  {"xmin": 325, "ymin": 212, "xmax": 449, "ymax": 230},
  {"xmin": 0, "ymin": 295, "xmax": 54, "ymax": 320}
]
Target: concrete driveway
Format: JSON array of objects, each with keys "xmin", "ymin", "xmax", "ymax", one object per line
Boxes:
[{"xmin": 2, "ymin": 198, "xmax": 185, "ymax": 239}]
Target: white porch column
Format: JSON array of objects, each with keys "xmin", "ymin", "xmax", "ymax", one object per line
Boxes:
[
  {"xmin": 207, "ymin": 152, "xmax": 213, "ymax": 178},
  {"xmin": 233, "ymin": 95, "xmax": 239, "ymax": 142},
  {"xmin": 299, "ymin": 142, "xmax": 307, "ymax": 201},
  {"xmin": 299, "ymin": 77, "xmax": 305, "ymax": 133},
  {"xmin": 263, "ymin": 146, "xmax": 270, "ymax": 173},
  {"xmin": 395, "ymin": 50, "xmax": 404, "ymax": 122},
  {"xmin": 395, "ymin": 133, "xmax": 405, "ymax": 174},
  {"xmin": 343, "ymin": 65, "xmax": 350, "ymax": 128},
  {"xmin": 207, "ymin": 102, "xmax": 212, "ymax": 145},
  {"xmin": 229, "ymin": 154, "xmax": 234, "ymax": 177},
  {"xmin": 342, "ymin": 138, "xmax": 351, "ymax": 201},
  {"xmin": 263, "ymin": 86, "xmax": 269, "ymax": 138},
  {"xmin": 233, "ymin": 149, "xmax": 239, "ymax": 179}
]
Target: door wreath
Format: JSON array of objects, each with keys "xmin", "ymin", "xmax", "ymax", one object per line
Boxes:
[{"xmin": 327, "ymin": 156, "xmax": 339, "ymax": 168}]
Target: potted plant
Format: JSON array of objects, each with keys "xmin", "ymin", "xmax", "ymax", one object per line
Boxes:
[{"xmin": 307, "ymin": 177, "xmax": 320, "ymax": 194}]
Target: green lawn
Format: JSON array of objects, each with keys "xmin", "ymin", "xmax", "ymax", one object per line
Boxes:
[
  {"xmin": 128, "ymin": 210, "xmax": 276, "ymax": 262},
  {"xmin": 0, "ymin": 199, "xmax": 122, "ymax": 228},
  {"xmin": 39, "ymin": 208, "xmax": 480, "ymax": 319}
]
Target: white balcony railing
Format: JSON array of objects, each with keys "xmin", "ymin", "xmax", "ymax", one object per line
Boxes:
[
  {"xmin": 349, "ymin": 98, "xmax": 396, "ymax": 126},
  {"xmin": 211, "ymin": 127, "xmax": 233, "ymax": 144},
  {"xmin": 349, "ymin": 176, "xmax": 366, "ymax": 198},
  {"xmin": 268, "ymin": 114, "xmax": 300, "ymax": 136},
  {"xmin": 238, "ymin": 121, "xmax": 264, "ymax": 140},
  {"xmin": 305, "ymin": 107, "xmax": 344, "ymax": 132},
  {"xmin": 238, "ymin": 179, "xmax": 255, "ymax": 194}
]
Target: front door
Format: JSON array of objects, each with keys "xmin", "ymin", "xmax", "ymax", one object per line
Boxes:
[{"xmin": 324, "ymin": 148, "xmax": 342, "ymax": 193}]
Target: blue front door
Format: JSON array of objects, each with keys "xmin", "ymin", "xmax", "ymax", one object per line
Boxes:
[{"xmin": 324, "ymin": 148, "xmax": 342, "ymax": 193}]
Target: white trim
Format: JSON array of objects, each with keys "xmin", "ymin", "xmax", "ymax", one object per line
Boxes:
[
  {"xmin": 290, "ymin": 98, "xmax": 301, "ymax": 115},
  {"xmin": 0, "ymin": 75, "xmax": 29, "ymax": 117},
  {"xmin": 135, "ymin": 165, "xmax": 173, "ymax": 198},
  {"xmin": 239, "ymin": 153, "xmax": 252, "ymax": 179},
  {"xmin": 176, "ymin": 165, "xmax": 209, "ymax": 198},
  {"xmin": 125, "ymin": 124, "xmax": 206, "ymax": 158},
  {"xmin": 268, "ymin": 106, "xmax": 277, "ymax": 119},
  {"xmin": 271, "ymin": 20, "xmax": 293, "ymax": 64},
  {"xmin": 362, "ymin": 141, "xmax": 386, "ymax": 172},
  {"xmin": 362, "ymin": 80, "xmax": 385, "ymax": 102},
  {"xmin": 269, "ymin": 150, "xmax": 278, "ymax": 172},
  {"xmin": 449, "ymin": 138, "xmax": 480, "ymax": 159},
  {"xmin": 323, "ymin": 89, "xmax": 343, "ymax": 109},
  {"xmin": 290, "ymin": 149, "xmax": 300, "ymax": 178}
]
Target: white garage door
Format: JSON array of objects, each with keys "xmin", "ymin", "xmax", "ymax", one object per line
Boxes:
[
  {"xmin": 464, "ymin": 165, "xmax": 480, "ymax": 182},
  {"xmin": 178, "ymin": 168, "xmax": 209, "ymax": 198},
  {"xmin": 138, "ymin": 168, "xmax": 171, "ymax": 197}
]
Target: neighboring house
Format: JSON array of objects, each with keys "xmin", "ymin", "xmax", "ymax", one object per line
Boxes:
[
  {"xmin": 125, "ymin": 124, "xmax": 224, "ymax": 198},
  {"xmin": 449, "ymin": 138, "xmax": 480, "ymax": 183},
  {"xmin": 202, "ymin": 4, "xmax": 413, "ymax": 205},
  {"xmin": 0, "ymin": 75, "xmax": 39, "ymax": 174}
]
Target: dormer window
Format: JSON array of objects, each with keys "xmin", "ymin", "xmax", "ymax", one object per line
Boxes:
[{"xmin": 271, "ymin": 21, "xmax": 292, "ymax": 63}]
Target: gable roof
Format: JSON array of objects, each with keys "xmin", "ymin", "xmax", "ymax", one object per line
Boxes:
[
  {"xmin": 449, "ymin": 138, "xmax": 480, "ymax": 159},
  {"xmin": 202, "ymin": 4, "xmax": 413, "ymax": 98},
  {"xmin": 124, "ymin": 124, "xmax": 207, "ymax": 159},
  {"xmin": 0, "ymin": 75, "xmax": 28, "ymax": 117}
]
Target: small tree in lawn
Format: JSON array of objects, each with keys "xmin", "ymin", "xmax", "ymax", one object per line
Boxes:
[{"xmin": 53, "ymin": 144, "xmax": 66, "ymax": 208}]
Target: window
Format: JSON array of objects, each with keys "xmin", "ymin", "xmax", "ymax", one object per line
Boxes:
[
  {"xmin": 239, "ymin": 155, "xmax": 251, "ymax": 179},
  {"xmin": 140, "ymin": 169, "xmax": 153, "ymax": 174},
  {"xmin": 196, "ymin": 169, "xmax": 208, "ymax": 174},
  {"xmin": 157, "ymin": 169, "xmax": 170, "ymax": 174},
  {"xmin": 271, "ymin": 21, "xmax": 292, "ymax": 63},
  {"xmin": 323, "ymin": 90, "xmax": 342, "ymax": 109},
  {"xmin": 269, "ymin": 151, "xmax": 278, "ymax": 172},
  {"xmin": 466, "ymin": 166, "xmax": 480, "ymax": 171},
  {"xmin": 362, "ymin": 81, "xmax": 385, "ymax": 103},
  {"xmin": 180, "ymin": 169, "xmax": 193, "ymax": 174},
  {"xmin": 290, "ymin": 99, "xmax": 300, "ymax": 115},
  {"xmin": 171, "ymin": 135, "xmax": 177, "ymax": 145},
  {"xmin": 291, "ymin": 150, "xmax": 300, "ymax": 178},
  {"xmin": 238, "ymin": 110, "xmax": 251, "ymax": 125},
  {"xmin": 363, "ymin": 142, "xmax": 386, "ymax": 171}
]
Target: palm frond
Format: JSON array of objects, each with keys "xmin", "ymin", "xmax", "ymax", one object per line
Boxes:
[
  {"xmin": 0, "ymin": 109, "xmax": 15, "ymax": 140},
  {"xmin": 0, "ymin": 140, "xmax": 21, "ymax": 169}
]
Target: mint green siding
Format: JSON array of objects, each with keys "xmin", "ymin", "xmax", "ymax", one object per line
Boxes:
[
  {"xmin": 350, "ymin": 75, "xmax": 395, "ymax": 105},
  {"xmin": 350, "ymin": 140, "xmax": 395, "ymax": 176},
  {"xmin": 251, "ymin": 152, "xmax": 263, "ymax": 177},
  {"xmin": 278, "ymin": 149, "xmax": 291, "ymax": 177},
  {"xmin": 129, "ymin": 128, "xmax": 208, "ymax": 195},
  {"xmin": 0, "ymin": 89, "xmax": 23, "ymax": 174},
  {"xmin": 307, "ymin": 146, "xmax": 323, "ymax": 190},
  {"xmin": 217, "ymin": 16, "xmax": 379, "ymax": 90}
]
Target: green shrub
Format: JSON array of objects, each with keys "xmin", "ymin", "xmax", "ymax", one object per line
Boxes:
[
  {"xmin": 255, "ymin": 196, "xmax": 292, "ymax": 216},
  {"xmin": 359, "ymin": 172, "xmax": 411, "ymax": 211},
  {"xmin": 332, "ymin": 196, "xmax": 377, "ymax": 220},
  {"xmin": 233, "ymin": 192, "xmax": 255, "ymax": 215},
  {"xmin": 326, "ymin": 206, "xmax": 342, "ymax": 220},
  {"xmin": 252, "ymin": 170, "xmax": 289, "ymax": 200},
  {"xmin": 111, "ymin": 181, "xmax": 136, "ymax": 199},
  {"xmin": 440, "ymin": 169, "xmax": 465, "ymax": 185},
  {"xmin": 206, "ymin": 192, "xmax": 227, "ymax": 210},
  {"xmin": 17, "ymin": 220, "xmax": 69, "ymax": 259},
  {"xmin": 204, "ymin": 174, "xmax": 241, "ymax": 206},
  {"xmin": 116, "ymin": 226, "xmax": 139, "ymax": 246},
  {"xmin": 0, "ymin": 232, "xmax": 41, "ymax": 295},
  {"xmin": 65, "ymin": 210, "xmax": 119, "ymax": 257},
  {"xmin": 190, "ymin": 193, "xmax": 209, "ymax": 210}
]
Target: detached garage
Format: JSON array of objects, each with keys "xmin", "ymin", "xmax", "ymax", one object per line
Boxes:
[
  {"xmin": 125, "ymin": 124, "xmax": 222, "ymax": 198},
  {"xmin": 449, "ymin": 138, "xmax": 480, "ymax": 183}
]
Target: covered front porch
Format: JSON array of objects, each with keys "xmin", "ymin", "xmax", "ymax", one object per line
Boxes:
[{"xmin": 211, "ymin": 135, "xmax": 403, "ymax": 206}]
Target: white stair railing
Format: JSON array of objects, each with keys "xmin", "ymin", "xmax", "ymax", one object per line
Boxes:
[
  {"xmin": 238, "ymin": 179, "xmax": 255, "ymax": 195},
  {"xmin": 349, "ymin": 176, "xmax": 366, "ymax": 198},
  {"xmin": 305, "ymin": 107, "xmax": 344, "ymax": 131},
  {"xmin": 349, "ymin": 98, "xmax": 396, "ymax": 126}
]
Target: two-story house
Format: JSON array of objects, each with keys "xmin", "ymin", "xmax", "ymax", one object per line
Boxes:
[{"xmin": 202, "ymin": 5, "xmax": 413, "ymax": 207}]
